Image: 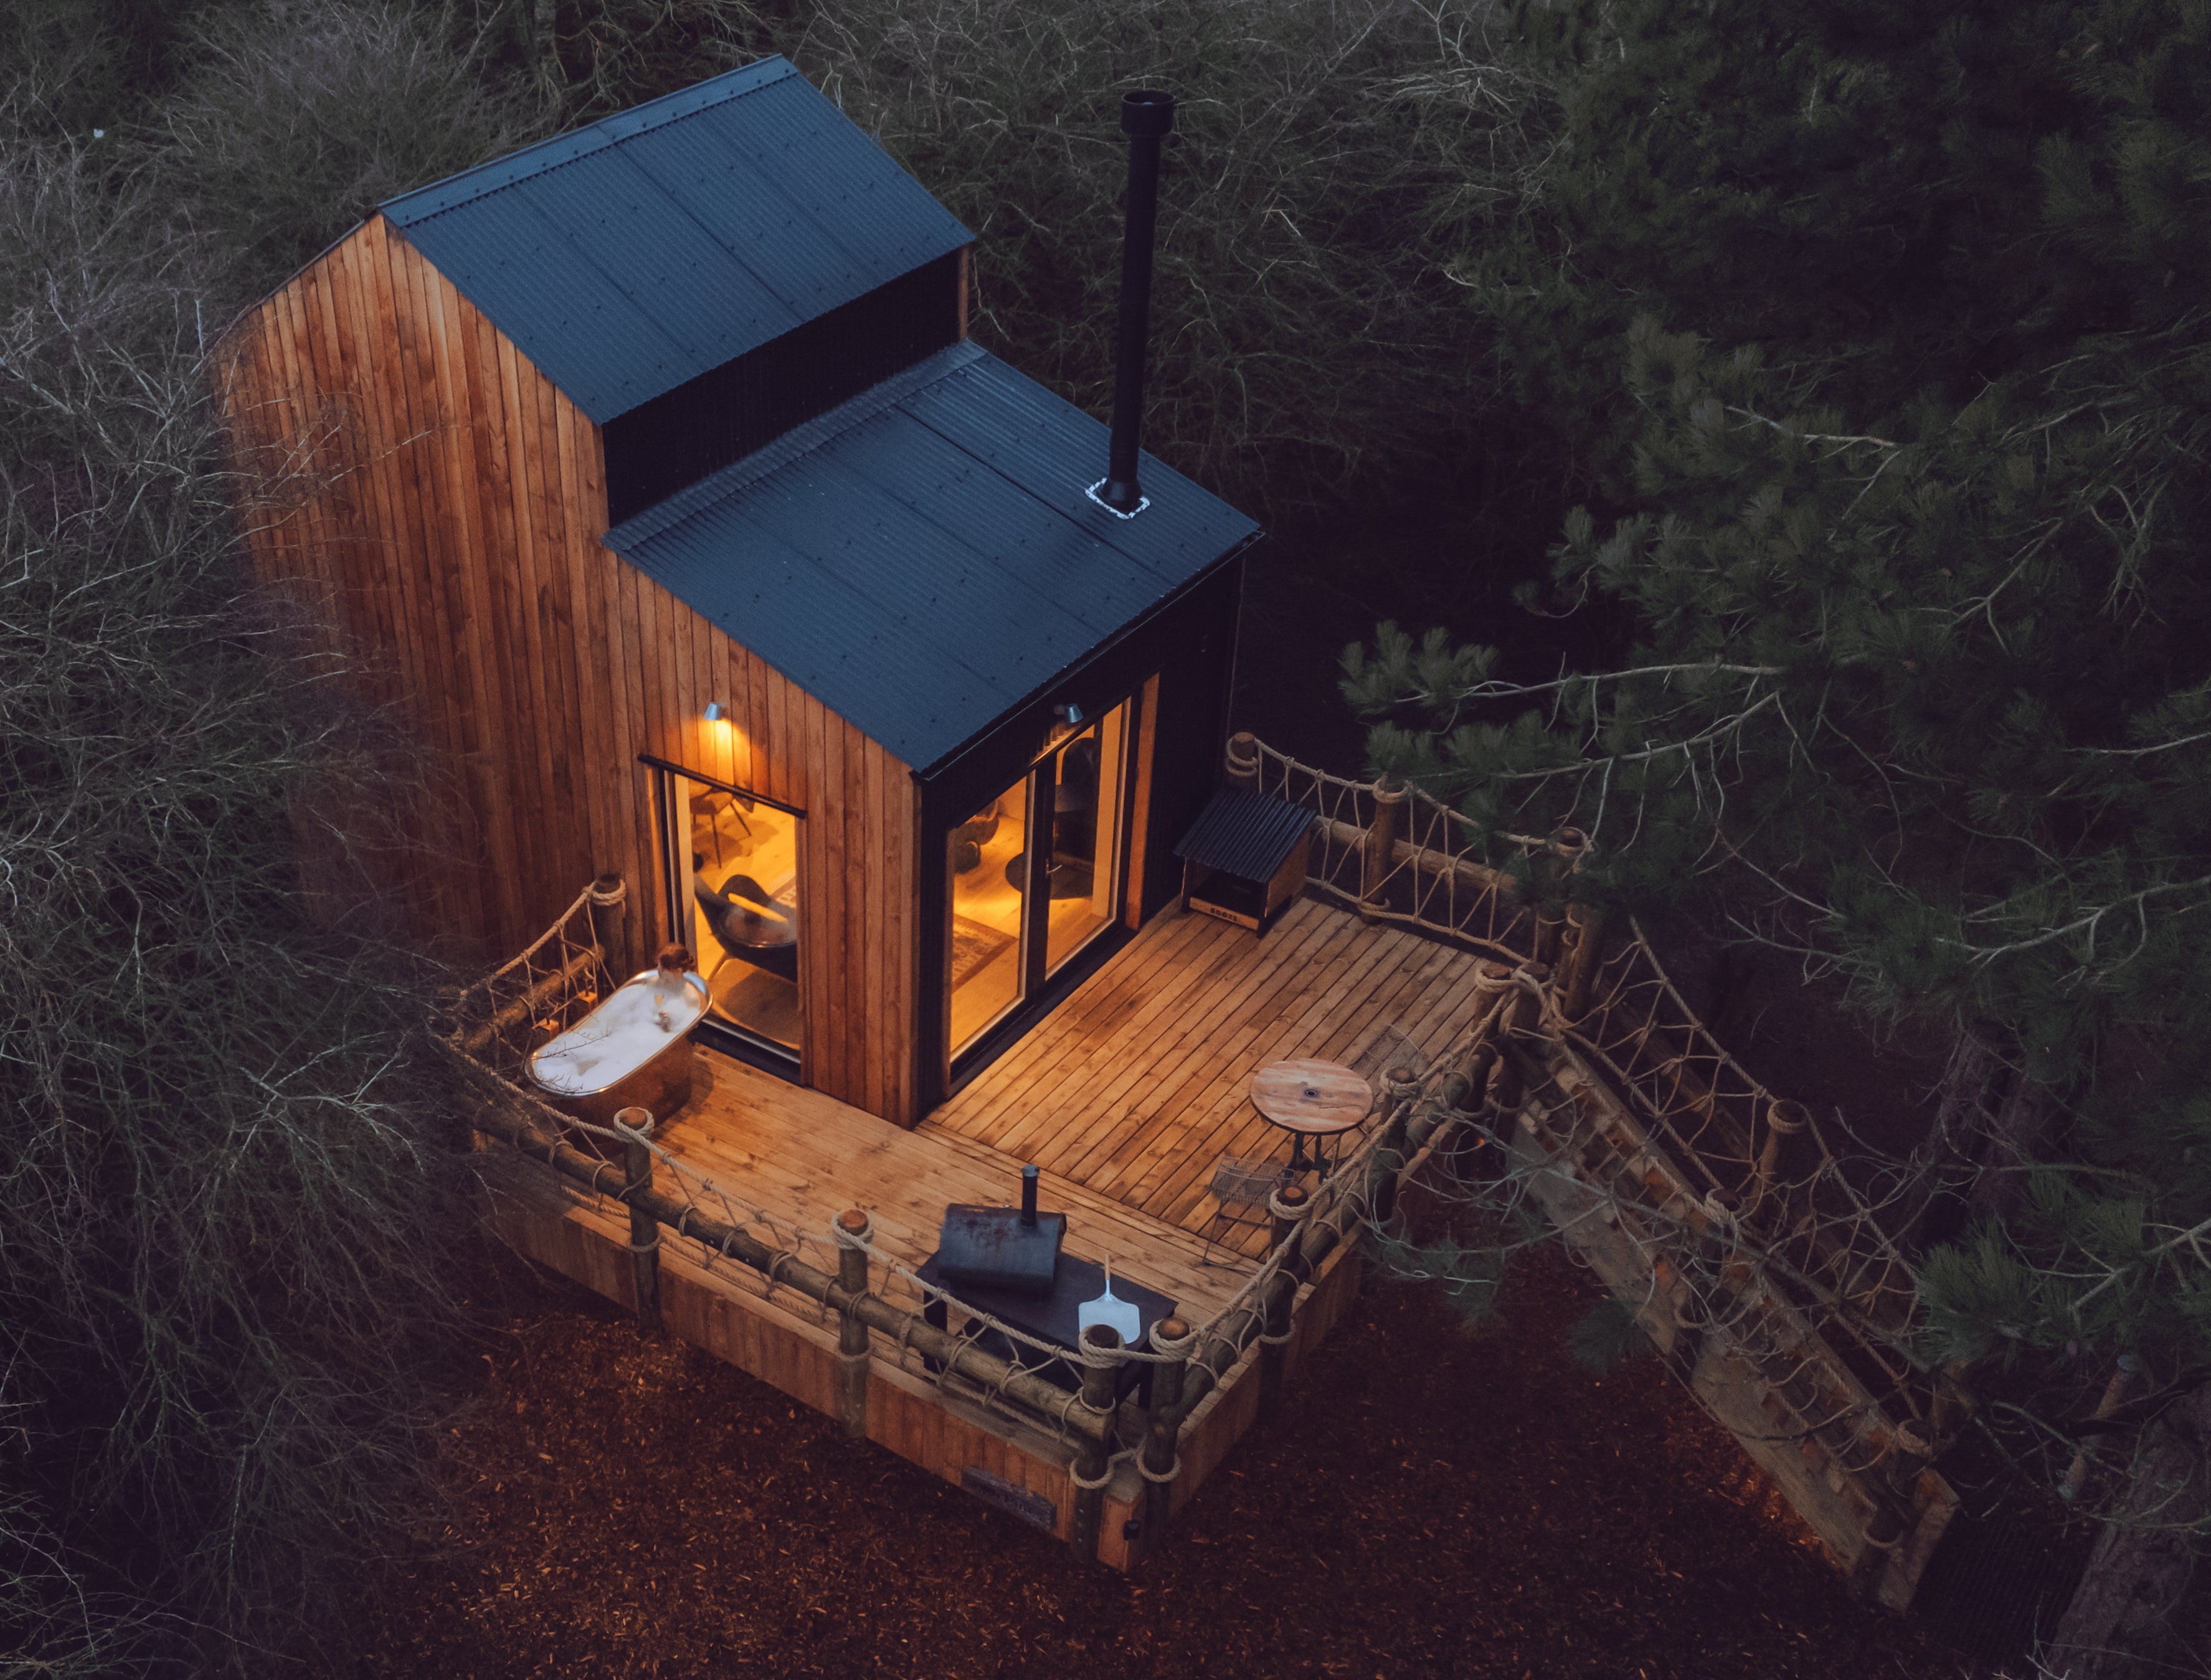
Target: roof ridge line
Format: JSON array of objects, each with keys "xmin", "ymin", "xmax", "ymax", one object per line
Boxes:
[
  {"xmin": 381, "ymin": 56, "xmax": 798, "ymax": 229},
  {"xmin": 603, "ymin": 340, "xmax": 988, "ymax": 552}
]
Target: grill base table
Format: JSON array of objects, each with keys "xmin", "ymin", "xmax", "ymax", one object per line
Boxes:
[{"xmin": 916, "ymin": 1250, "xmax": 1177, "ymax": 1409}]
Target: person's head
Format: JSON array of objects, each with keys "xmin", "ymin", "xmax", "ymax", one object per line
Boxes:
[{"xmin": 656, "ymin": 941, "xmax": 692, "ymax": 975}]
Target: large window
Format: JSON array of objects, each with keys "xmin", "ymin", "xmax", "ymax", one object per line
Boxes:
[
  {"xmin": 946, "ymin": 698, "xmax": 1130, "ymax": 1059},
  {"xmin": 659, "ymin": 767, "xmax": 802, "ymax": 1065}
]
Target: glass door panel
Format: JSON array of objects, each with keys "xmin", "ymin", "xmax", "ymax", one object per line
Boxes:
[
  {"xmin": 947, "ymin": 771, "xmax": 1030, "ymax": 1056},
  {"xmin": 676, "ymin": 773, "xmax": 802, "ymax": 1057},
  {"xmin": 944, "ymin": 694, "xmax": 1138, "ymax": 1067},
  {"xmin": 1044, "ymin": 704, "xmax": 1127, "ymax": 975}
]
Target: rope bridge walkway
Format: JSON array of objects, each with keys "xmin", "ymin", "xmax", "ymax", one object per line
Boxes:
[{"xmin": 1236, "ymin": 732, "xmax": 1962, "ymax": 1608}]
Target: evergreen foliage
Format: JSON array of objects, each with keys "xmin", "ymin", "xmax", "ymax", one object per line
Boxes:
[
  {"xmin": 1, "ymin": 7, "xmax": 547, "ymax": 1668},
  {"xmin": 1348, "ymin": 0, "xmax": 2211, "ymax": 1448}
]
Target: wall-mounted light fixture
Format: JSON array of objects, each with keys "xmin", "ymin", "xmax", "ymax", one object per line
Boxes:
[
  {"xmin": 704, "ymin": 702, "xmax": 729, "ymax": 723},
  {"xmin": 1043, "ymin": 699, "xmax": 1087, "ymax": 752}
]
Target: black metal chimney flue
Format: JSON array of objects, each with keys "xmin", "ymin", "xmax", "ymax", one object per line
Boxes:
[{"xmin": 1099, "ymin": 89, "xmax": 1175, "ymax": 514}]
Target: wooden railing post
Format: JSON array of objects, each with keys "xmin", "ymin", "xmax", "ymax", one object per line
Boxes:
[
  {"xmin": 614, "ymin": 1107, "xmax": 660, "ymax": 1334},
  {"xmin": 588, "ymin": 874, "xmax": 628, "ymax": 976},
  {"xmin": 1140, "ymin": 1316, "xmax": 1193, "ymax": 1546},
  {"xmin": 1487, "ymin": 961, "xmax": 1550, "ymax": 1115},
  {"xmin": 1749, "ymin": 1098, "xmax": 1811, "ymax": 1226},
  {"xmin": 1268, "ymin": 1179, "xmax": 1311, "ymax": 1258},
  {"xmin": 1069, "ymin": 1324, "xmax": 1123, "ymax": 1561},
  {"xmin": 1224, "ymin": 731, "xmax": 1261, "ymax": 790},
  {"xmin": 1259, "ymin": 1184, "xmax": 1310, "ymax": 1422},
  {"xmin": 833, "ymin": 1209, "xmax": 873, "ymax": 1440},
  {"xmin": 1533, "ymin": 828, "xmax": 1588, "ymax": 968},
  {"xmin": 1558, "ymin": 900, "xmax": 1607, "ymax": 1021},
  {"xmin": 1361, "ymin": 775, "xmax": 1407, "ymax": 920}
]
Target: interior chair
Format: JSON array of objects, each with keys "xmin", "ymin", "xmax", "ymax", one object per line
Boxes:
[
  {"xmin": 693, "ymin": 861, "xmax": 799, "ymax": 982},
  {"xmin": 950, "ymin": 797, "xmax": 1001, "ymax": 875}
]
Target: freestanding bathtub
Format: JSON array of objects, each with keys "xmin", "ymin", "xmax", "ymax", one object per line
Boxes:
[{"xmin": 528, "ymin": 968, "xmax": 708, "ymax": 1145}]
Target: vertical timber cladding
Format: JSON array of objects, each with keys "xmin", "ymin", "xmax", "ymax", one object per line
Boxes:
[{"xmin": 216, "ymin": 215, "xmax": 923, "ymax": 1124}]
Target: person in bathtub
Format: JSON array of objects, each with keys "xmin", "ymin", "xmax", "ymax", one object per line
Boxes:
[{"xmin": 650, "ymin": 942, "xmax": 695, "ymax": 1031}]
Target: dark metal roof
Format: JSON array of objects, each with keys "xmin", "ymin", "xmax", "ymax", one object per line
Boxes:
[
  {"xmin": 381, "ymin": 58, "xmax": 972, "ymax": 424},
  {"xmin": 1172, "ymin": 787, "xmax": 1314, "ymax": 879},
  {"xmin": 604, "ymin": 341, "xmax": 1261, "ymax": 770}
]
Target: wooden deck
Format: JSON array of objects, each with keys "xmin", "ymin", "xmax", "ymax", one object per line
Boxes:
[
  {"xmin": 480, "ymin": 892, "xmax": 1486, "ymax": 1566},
  {"xmin": 926, "ymin": 895, "xmax": 1497, "ymax": 1252}
]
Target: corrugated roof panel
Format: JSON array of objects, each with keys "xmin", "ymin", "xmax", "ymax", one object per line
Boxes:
[
  {"xmin": 382, "ymin": 58, "xmax": 792, "ymax": 226},
  {"xmin": 614, "ymin": 121, "xmax": 867, "ymax": 318},
  {"xmin": 728, "ymin": 449, "xmax": 1044, "ymax": 704},
  {"xmin": 608, "ymin": 343, "xmax": 989, "ymax": 549},
  {"xmin": 1173, "ymin": 788, "xmax": 1314, "ymax": 879},
  {"xmin": 502, "ymin": 161, "xmax": 798, "ymax": 370},
  {"xmin": 641, "ymin": 514, "xmax": 1006, "ymax": 761},
  {"xmin": 896, "ymin": 358, "xmax": 1252, "ymax": 572},
  {"xmin": 400, "ymin": 189, "xmax": 678, "ymax": 417},
  {"xmin": 609, "ymin": 346, "xmax": 1261, "ymax": 768},
  {"xmin": 381, "ymin": 58, "xmax": 972, "ymax": 422},
  {"xmin": 716, "ymin": 77, "xmax": 967, "ymax": 289},
  {"xmin": 826, "ymin": 413, "xmax": 1163, "ymax": 641},
  {"xmin": 799, "ymin": 423, "xmax": 1101, "ymax": 686}
]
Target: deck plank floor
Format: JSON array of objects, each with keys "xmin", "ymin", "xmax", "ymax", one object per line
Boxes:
[
  {"xmin": 924, "ymin": 897, "xmax": 1490, "ymax": 1253},
  {"xmin": 645, "ymin": 896, "xmax": 1485, "ymax": 1314},
  {"xmin": 649, "ymin": 1050, "xmax": 1247, "ymax": 1325}
]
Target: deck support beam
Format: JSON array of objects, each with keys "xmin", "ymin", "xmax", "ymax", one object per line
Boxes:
[{"xmin": 1259, "ymin": 1185, "xmax": 1310, "ymax": 1422}]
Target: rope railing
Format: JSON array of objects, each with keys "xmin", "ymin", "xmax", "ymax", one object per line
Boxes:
[
  {"xmin": 1238, "ymin": 734, "xmax": 1956, "ymax": 1596},
  {"xmin": 443, "ymin": 733, "xmax": 1953, "ymax": 1583},
  {"xmin": 441, "ymin": 885, "xmax": 1505, "ymax": 1557}
]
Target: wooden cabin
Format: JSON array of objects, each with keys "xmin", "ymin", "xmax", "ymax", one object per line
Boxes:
[{"xmin": 219, "ymin": 57, "xmax": 1259, "ymax": 1126}]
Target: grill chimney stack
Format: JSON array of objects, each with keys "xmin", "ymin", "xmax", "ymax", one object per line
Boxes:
[{"xmin": 1097, "ymin": 89, "xmax": 1175, "ymax": 516}]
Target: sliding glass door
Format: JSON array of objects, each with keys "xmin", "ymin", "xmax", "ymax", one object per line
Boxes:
[{"xmin": 946, "ymin": 699, "xmax": 1130, "ymax": 1059}]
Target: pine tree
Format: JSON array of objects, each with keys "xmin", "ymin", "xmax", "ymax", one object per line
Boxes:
[{"xmin": 1356, "ymin": 2, "xmax": 2211, "ymax": 1664}]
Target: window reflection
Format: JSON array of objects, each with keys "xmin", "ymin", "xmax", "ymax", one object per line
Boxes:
[{"xmin": 947, "ymin": 775, "xmax": 1028, "ymax": 1055}]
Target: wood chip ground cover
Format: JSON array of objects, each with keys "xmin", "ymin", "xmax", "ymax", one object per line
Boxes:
[{"xmin": 337, "ymin": 1248, "xmax": 1970, "ymax": 1678}]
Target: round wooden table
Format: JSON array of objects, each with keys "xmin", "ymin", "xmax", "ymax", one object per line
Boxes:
[{"xmin": 1250, "ymin": 1059, "xmax": 1371, "ymax": 1179}]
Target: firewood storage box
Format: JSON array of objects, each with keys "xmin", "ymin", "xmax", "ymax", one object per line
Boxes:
[{"xmin": 1173, "ymin": 787, "xmax": 1313, "ymax": 935}]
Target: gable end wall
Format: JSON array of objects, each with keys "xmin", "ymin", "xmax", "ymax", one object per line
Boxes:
[{"xmin": 217, "ymin": 215, "xmax": 921, "ymax": 1123}]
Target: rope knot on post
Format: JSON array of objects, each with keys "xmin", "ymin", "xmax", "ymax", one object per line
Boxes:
[
  {"xmin": 1068, "ymin": 1324, "xmax": 1125, "ymax": 1560},
  {"xmin": 1264, "ymin": 1184, "xmax": 1312, "ymax": 1226},
  {"xmin": 1148, "ymin": 1316, "xmax": 1200, "ymax": 1362},
  {"xmin": 1066, "ymin": 1456, "xmax": 1120, "ymax": 1491},
  {"xmin": 1224, "ymin": 730, "xmax": 1261, "ymax": 790}
]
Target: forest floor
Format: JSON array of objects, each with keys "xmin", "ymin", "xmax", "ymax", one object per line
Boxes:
[{"xmin": 331, "ymin": 1242, "xmax": 1976, "ymax": 1680}]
